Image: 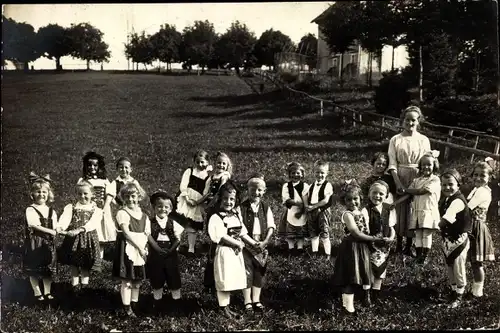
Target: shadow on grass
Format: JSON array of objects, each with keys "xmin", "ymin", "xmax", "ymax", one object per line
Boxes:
[
  {"xmin": 170, "ymin": 107, "xmax": 261, "ymax": 119},
  {"xmin": 223, "ymin": 143, "xmax": 387, "ymax": 155},
  {"xmin": 189, "ymin": 90, "xmax": 284, "ymax": 109},
  {"xmin": 268, "ymin": 276, "xmax": 335, "ymax": 314}
]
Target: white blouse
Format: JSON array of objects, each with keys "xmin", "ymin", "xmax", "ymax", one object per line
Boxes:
[
  {"xmin": 208, "ymin": 212, "xmax": 248, "ymax": 244},
  {"xmin": 387, "ymin": 132, "xmax": 431, "ymax": 171},
  {"xmin": 25, "ymin": 204, "xmax": 58, "ymax": 228},
  {"xmin": 467, "ymin": 186, "xmax": 492, "ymax": 210},
  {"xmin": 308, "ymin": 181, "xmax": 333, "ymax": 205},
  {"xmin": 116, "ymin": 208, "xmax": 151, "ymax": 235},
  {"xmin": 57, "ymin": 202, "xmax": 102, "ymax": 232}
]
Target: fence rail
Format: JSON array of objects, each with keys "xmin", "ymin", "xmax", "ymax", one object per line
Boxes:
[{"xmin": 252, "ymin": 69, "xmax": 500, "ymax": 162}]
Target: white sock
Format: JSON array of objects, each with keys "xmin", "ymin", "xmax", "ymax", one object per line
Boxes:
[
  {"xmin": 372, "ymin": 278, "xmax": 382, "ymax": 290},
  {"xmin": 131, "ymin": 286, "xmax": 140, "ymax": 302},
  {"xmin": 153, "ymin": 288, "xmax": 163, "ymax": 300},
  {"xmin": 42, "ymin": 278, "xmax": 52, "ymax": 295},
  {"xmin": 311, "ymin": 237, "xmax": 320, "ymax": 252},
  {"xmin": 171, "ymin": 289, "xmax": 181, "ymax": 300},
  {"xmin": 121, "ymin": 281, "xmax": 132, "ymax": 305},
  {"xmin": 71, "ymin": 277, "xmax": 80, "ymax": 286},
  {"xmin": 188, "ymin": 233, "xmax": 197, "ymax": 253},
  {"xmin": 322, "ymin": 238, "xmax": 331, "ymax": 255},
  {"xmin": 99, "ymin": 247, "xmax": 104, "ymax": 259},
  {"xmin": 286, "ymin": 239, "xmax": 295, "ymax": 250},
  {"xmin": 251, "ymin": 287, "xmax": 262, "ymax": 303},
  {"xmin": 29, "ymin": 277, "xmax": 42, "ymax": 297},
  {"xmin": 451, "ymin": 284, "xmax": 457, "ymax": 292},
  {"xmin": 216, "ymin": 290, "xmax": 230, "ymax": 307},
  {"xmin": 344, "ymin": 293, "xmax": 355, "ymax": 312},
  {"xmin": 362, "ymin": 284, "xmax": 371, "ymax": 290},
  {"xmin": 472, "ymin": 281, "xmax": 484, "ymax": 297},
  {"xmin": 456, "ymin": 286, "xmax": 465, "ymax": 295},
  {"xmin": 297, "ymin": 239, "xmax": 304, "ymax": 249}
]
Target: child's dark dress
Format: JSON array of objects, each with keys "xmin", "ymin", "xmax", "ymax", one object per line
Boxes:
[
  {"xmin": 23, "ymin": 207, "xmax": 58, "ymax": 278},
  {"xmin": 332, "ymin": 211, "xmax": 371, "ymax": 287},
  {"xmin": 57, "ymin": 204, "xmax": 101, "ymax": 272},
  {"xmin": 112, "ymin": 210, "xmax": 148, "ymax": 281}
]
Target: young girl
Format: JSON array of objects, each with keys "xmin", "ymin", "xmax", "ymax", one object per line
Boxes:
[
  {"xmin": 147, "ymin": 191, "xmax": 183, "ymax": 312},
  {"xmin": 332, "ymin": 181, "xmax": 382, "ymax": 313},
  {"xmin": 467, "ymin": 161, "xmax": 495, "ymax": 299},
  {"xmin": 23, "ymin": 173, "xmax": 58, "ymax": 301},
  {"xmin": 438, "ymin": 169, "xmax": 472, "ymax": 308},
  {"xmin": 105, "ymin": 157, "xmax": 144, "ymax": 244},
  {"xmin": 78, "ymin": 151, "xmax": 114, "ymax": 259},
  {"xmin": 387, "ymin": 106, "xmax": 431, "ymax": 255},
  {"xmin": 57, "ymin": 180, "xmax": 102, "ymax": 290},
  {"xmin": 174, "ymin": 150, "xmax": 211, "ymax": 255},
  {"xmin": 391, "ymin": 151, "xmax": 441, "ymax": 265},
  {"xmin": 207, "ymin": 181, "xmax": 260, "ymax": 318},
  {"xmin": 112, "ymin": 182, "xmax": 151, "ymax": 317},
  {"xmin": 279, "ymin": 162, "xmax": 309, "ymax": 254},
  {"xmin": 361, "ymin": 180, "xmax": 396, "ymax": 303},
  {"xmin": 361, "ymin": 152, "xmax": 396, "ymax": 204},
  {"xmin": 240, "ymin": 175, "xmax": 275, "ymax": 312},
  {"xmin": 202, "ymin": 152, "xmax": 232, "ymax": 216},
  {"xmin": 304, "ymin": 160, "xmax": 334, "ymax": 259}
]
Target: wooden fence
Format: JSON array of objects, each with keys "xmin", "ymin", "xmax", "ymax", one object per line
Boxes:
[{"xmin": 252, "ymin": 69, "xmax": 500, "ymax": 162}]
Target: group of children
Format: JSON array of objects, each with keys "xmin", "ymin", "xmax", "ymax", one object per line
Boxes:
[{"xmin": 22, "ymin": 106, "xmax": 497, "ymax": 318}]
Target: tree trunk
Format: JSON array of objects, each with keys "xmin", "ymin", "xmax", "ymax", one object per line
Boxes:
[
  {"xmin": 158, "ymin": 59, "xmax": 161, "ymax": 72},
  {"xmin": 474, "ymin": 50, "xmax": 480, "ymax": 95},
  {"xmin": 136, "ymin": 63, "xmax": 139, "ymax": 71},
  {"xmin": 366, "ymin": 52, "xmax": 371, "ymax": 86},
  {"xmin": 339, "ymin": 53, "xmax": 344, "ymax": 87},
  {"xmin": 419, "ymin": 45, "xmax": 423, "ymax": 102},
  {"xmin": 368, "ymin": 52, "xmax": 373, "ymax": 88},
  {"xmin": 86, "ymin": 59, "xmax": 90, "ymax": 70},
  {"xmin": 391, "ymin": 46, "xmax": 395, "ymax": 72},
  {"xmin": 23, "ymin": 61, "xmax": 29, "ymax": 72},
  {"xmin": 55, "ymin": 57, "xmax": 62, "ymax": 71},
  {"xmin": 101, "ymin": 63, "xmax": 103, "ymax": 71}
]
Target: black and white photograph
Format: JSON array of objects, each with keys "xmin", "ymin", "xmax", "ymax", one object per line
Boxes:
[{"xmin": 1, "ymin": 1, "xmax": 500, "ymax": 331}]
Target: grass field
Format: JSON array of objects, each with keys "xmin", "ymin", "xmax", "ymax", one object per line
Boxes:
[{"xmin": 1, "ymin": 72, "xmax": 499, "ymax": 332}]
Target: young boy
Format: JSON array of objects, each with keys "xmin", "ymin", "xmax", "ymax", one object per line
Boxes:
[
  {"xmin": 239, "ymin": 175, "xmax": 275, "ymax": 312},
  {"xmin": 146, "ymin": 190, "xmax": 184, "ymax": 313},
  {"xmin": 438, "ymin": 169, "xmax": 472, "ymax": 308},
  {"xmin": 303, "ymin": 160, "xmax": 334, "ymax": 259}
]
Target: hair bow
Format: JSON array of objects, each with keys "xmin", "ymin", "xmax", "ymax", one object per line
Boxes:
[
  {"xmin": 341, "ymin": 178, "xmax": 358, "ymax": 192},
  {"xmin": 427, "ymin": 150, "xmax": 440, "ymax": 158},
  {"xmin": 29, "ymin": 171, "xmax": 52, "ymax": 184}
]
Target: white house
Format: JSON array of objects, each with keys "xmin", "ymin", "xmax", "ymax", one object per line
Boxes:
[{"xmin": 311, "ymin": 6, "xmax": 409, "ymax": 78}]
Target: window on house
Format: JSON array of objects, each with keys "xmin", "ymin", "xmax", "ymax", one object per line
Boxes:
[{"xmin": 350, "ymin": 53, "xmax": 358, "ymax": 64}]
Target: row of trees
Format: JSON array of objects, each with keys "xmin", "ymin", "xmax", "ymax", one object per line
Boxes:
[
  {"xmin": 124, "ymin": 20, "xmax": 317, "ymax": 74},
  {"xmin": 2, "ymin": 15, "xmax": 110, "ymax": 71},
  {"xmin": 318, "ymin": 0, "xmax": 498, "ymax": 98}
]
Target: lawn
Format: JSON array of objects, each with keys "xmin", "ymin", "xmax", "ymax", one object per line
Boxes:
[{"xmin": 1, "ymin": 71, "xmax": 499, "ymax": 332}]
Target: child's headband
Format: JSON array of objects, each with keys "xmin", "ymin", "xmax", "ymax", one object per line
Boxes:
[
  {"xmin": 340, "ymin": 178, "xmax": 359, "ymax": 193},
  {"xmin": 424, "ymin": 150, "xmax": 440, "ymax": 159},
  {"xmin": 441, "ymin": 169, "xmax": 462, "ymax": 185},
  {"xmin": 29, "ymin": 171, "xmax": 52, "ymax": 185}
]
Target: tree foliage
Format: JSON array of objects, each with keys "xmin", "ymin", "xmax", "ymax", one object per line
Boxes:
[
  {"xmin": 215, "ymin": 21, "xmax": 257, "ymax": 72},
  {"xmin": 181, "ymin": 20, "xmax": 218, "ymax": 72},
  {"xmin": 2, "ymin": 15, "xmax": 39, "ymax": 70},
  {"xmin": 150, "ymin": 24, "xmax": 182, "ymax": 71},
  {"xmin": 36, "ymin": 23, "xmax": 73, "ymax": 70},
  {"xmin": 296, "ymin": 33, "xmax": 317, "ymax": 70},
  {"xmin": 124, "ymin": 31, "xmax": 155, "ymax": 70},
  {"xmin": 69, "ymin": 23, "xmax": 110, "ymax": 69},
  {"xmin": 253, "ymin": 29, "xmax": 294, "ymax": 69}
]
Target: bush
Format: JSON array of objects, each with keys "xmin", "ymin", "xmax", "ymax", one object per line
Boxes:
[
  {"xmin": 293, "ymin": 74, "xmax": 321, "ymax": 93},
  {"xmin": 280, "ymin": 72, "xmax": 299, "ymax": 84},
  {"xmin": 374, "ymin": 71, "xmax": 412, "ymax": 118},
  {"xmin": 426, "ymin": 95, "xmax": 499, "ymax": 134}
]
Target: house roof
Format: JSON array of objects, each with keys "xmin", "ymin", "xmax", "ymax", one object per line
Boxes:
[{"xmin": 311, "ymin": 4, "xmax": 333, "ymax": 24}]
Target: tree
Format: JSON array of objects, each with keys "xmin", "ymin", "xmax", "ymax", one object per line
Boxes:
[
  {"xmin": 318, "ymin": 2, "xmax": 361, "ymax": 86},
  {"xmin": 214, "ymin": 21, "xmax": 256, "ymax": 75},
  {"xmin": 253, "ymin": 29, "xmax": 294, "ymax": 70},
  {"xmin": 2, "ymin": 16, "xmax": 39, "ymax": 71},
  {"xmin": 150, "ymin": 24, "xmax": 182, "ymax": 72},
  {"xmin": 69, "ymin": 22, "xmax": 110, "ymax": 70},
  {"xmin": 36, "ymin": 23, "xmax": 72, "ymax": 70},
  {"xmin": 124, "ymin": 31, "xmax": 155, "ymax": 70},
  {"xmin": 296, "ymin": 33, "xmax": 318, "ymax": 71},
  {"xmin": 181, "ymin": 20, "xmax": 218, "ymax": 73}
]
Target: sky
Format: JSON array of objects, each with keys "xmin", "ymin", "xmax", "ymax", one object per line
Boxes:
[{"xmin": 3, "ymin": 2, "xmax": 331, "ymax": 70}]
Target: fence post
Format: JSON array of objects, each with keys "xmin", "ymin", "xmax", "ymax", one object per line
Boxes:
[
  {"xmin": 359, "ymin": 113, "xmax": 363, "ymax": 124},
  {"xmin": 352, "ymin": 111, "xmax": 356, "ymax": 128},
  {"xmin": 494, "ymin": 141, "xmax": 500, "ymax": 157},
  {"xmin": 320, "ymin": 100, "xmax": 324, "ymax": 117},
  {"xmin": 470, "ymin": 135, "xmax": 480, "ymax": 163},
  {"xmin": 444, "ymin": 129, "xmax": 454, "ymax": 161},
  {"xmin": 380, "ymin": 117, "xmax": 386, "ymax": 139}
]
